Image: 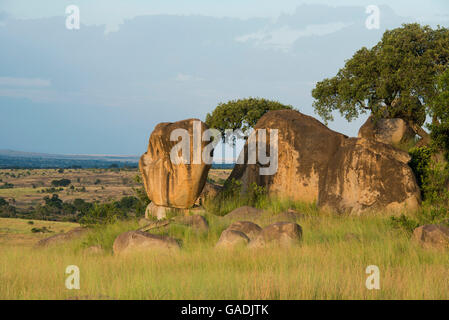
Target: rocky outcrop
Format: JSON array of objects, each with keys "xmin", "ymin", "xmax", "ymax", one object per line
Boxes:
[
  {"xmin": 413, "ymin": 225, "xmax": 449, "ymax": 248},
  {"xmin": 139, "ymin": 119, "xmax": 213, "ymax": 218},
  {"xmin": 318, "ymin": 138, "xmax": 421, "ymax": 213},
  {"xmin": 358, "ymin": 115, "xmax": 415, "ymax": 145},
  {"xmin": 249, "ymin": 222, "xmax": 302, "ymax": 248},
  {"xmin": 228, "ymin": 110, "xmax": 347, "ymax": 203},
  {"xmin": 227, "ymin": 110, "xmax": 421, "ymax": 214},
  {"xmin": 113, "ymin": 231, "xmax": 180, "ymax": 255}
]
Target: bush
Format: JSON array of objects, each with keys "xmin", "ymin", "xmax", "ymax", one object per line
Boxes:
[{"xmin": 51, "ymin": 179, "xmax": 71, "ymax": 187}]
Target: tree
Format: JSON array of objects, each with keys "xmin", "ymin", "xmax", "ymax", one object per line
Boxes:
[
  {"xmin": 429, "ymin": 69, "xmax": 449, "ymax": 155},
  {"xmin": 205, "ymin": 97, "xmax": 293, "ymax": 141},
  {"xmin": 312, "ymin": 23, "xmax": 449, "ymax": 145}
]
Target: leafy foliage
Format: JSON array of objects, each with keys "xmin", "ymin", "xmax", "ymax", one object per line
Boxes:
[
  {"xmin": 205, "ymin": 98, "xmax": 293, "ymax": 141},
  {"xmin": 312, "ymin": 23, "xmax": 449, "ymax": 141}
]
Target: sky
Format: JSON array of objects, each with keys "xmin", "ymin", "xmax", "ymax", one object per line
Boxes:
[{"xmin": 0, "ymin": 0, "xmax": 448, "ymax": 157}]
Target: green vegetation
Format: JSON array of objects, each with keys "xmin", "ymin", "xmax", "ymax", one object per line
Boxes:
[
  {"xmin": 51, "ymin": 179, "xmax": 71, "ymax": 187},
  {"xmin": 312, "ymin": 23, "xmax": 449, "ymax": 146},
  {"xmin": 205, "ymin": 98, "xmax": 293, "ymax": 140}
]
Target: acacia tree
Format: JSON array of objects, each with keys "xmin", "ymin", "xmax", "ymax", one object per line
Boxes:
[
  {"xmin": 205, "ymin": 97, "xmax": 293, "ymax": 141},
  {"xmin": 312, "ymin": 23, "xmax": 449, "ymax": 146}
]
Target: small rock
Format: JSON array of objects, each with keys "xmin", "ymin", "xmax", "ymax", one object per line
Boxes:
[
  {"xmin": 413, "ymin": 224, "xmax": 449, "ymax": 248},
  {"xmin": 172, "ymin": 214, "xmax": 209, "ymax": 232},
  {"xmin": 215, "ymin": 229, "xmax": 249, "ymax": 249},
  {"xmin": 113, "ymin": 231, "xmax": 180, "ymax": 255},
  {"xmin": 224, "ymin": 206, "xmax": 263, "ymax": 222},
  {"xmin": 249, "ymin": 222, "xmax": 302, "ymax": 248},
  {"xmin": 226, "ymin": 221, "xmax": 262, "ymax": 241},
  {"xmin": 35, "ymin": 227, "xmax": 89, "ymax": 247},
  {"xmin": 274, "ymin": 209, "xmax": 304, "ymax": 222}
]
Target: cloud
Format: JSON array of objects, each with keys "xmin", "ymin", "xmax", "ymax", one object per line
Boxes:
[
  {"xmin": 0, "ymin": 77, "xmax": 51, "ymax": 88},
  {"xmin": 235, "ymin": 22, "xmax": 353, "ymax": 50}
]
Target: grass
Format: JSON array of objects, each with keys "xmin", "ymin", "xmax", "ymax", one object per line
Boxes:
[{"xmin": 0, "ymin": 202, "xmax": 448, "ymax": 299}]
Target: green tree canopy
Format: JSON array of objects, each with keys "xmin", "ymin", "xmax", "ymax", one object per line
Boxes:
[
  {"xmin": 312, "ymin": 23, "xmax": 449, "ymax": 144},
  {"xmin": 205, "ymin": 98, "xmax": 293, "ymax": 141},
  {"xmin": 429, "ymin": 69, "xmax": 449, "ymax": 154}
]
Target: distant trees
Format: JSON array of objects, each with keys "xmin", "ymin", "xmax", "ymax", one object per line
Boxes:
[
  {"xmin": 312, "ymin": 23, "xmax": 449, "ymax": 147},
  {"xmin": 51, "ymin": 179, "xmax": 71, "ymax": 187}
]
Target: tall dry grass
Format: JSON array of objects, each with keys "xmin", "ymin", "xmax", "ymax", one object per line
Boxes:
[{"xmin": 0, "ymin": 208, "xmax": 448, "ymax": 299}]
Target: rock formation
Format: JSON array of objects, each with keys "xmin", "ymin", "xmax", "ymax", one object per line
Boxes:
[
  {"xmin": 318, "ymin": 138, "xmax": 421, "ymax": 213},
  {"xmin": 227, "ymin": 109, "xmax": 421, "ymax": 214},
  {"xmin": 358, "ymin": 115, "xmax": 415, "ymax": 145},
  {"xmin": 139, "ymin": 119, "xmax": 213, "ymax": 218}
]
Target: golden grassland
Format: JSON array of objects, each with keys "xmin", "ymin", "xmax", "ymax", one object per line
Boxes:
[{"xmin": 0, "ymin": 207, "xmax": 448, "ymax": 300}]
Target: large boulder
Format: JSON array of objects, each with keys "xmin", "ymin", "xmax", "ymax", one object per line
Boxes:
[
  {"xmin": 227, "ymin": 110, "xmax": 421, "ymax": 214},
  {"xmin": 249, "ymin": 222, "xmax": 302, "ymax": 248},
  {"xmin": 139, "ymin": 119, "xmax": 212, "ymax": 214},
  {"xmin": 113, "ymin": 231, "xmax": 180, "ymax": 255},
  {"xmin": 413, "ymin": 225, "xmax": 449, "ymax": 248},
  {"xmin": 318, "ymin": 138, "xmax": 421, "ymax": 213},
  {"xmin": 358, "ymin": 115, "xmax": 415, "ymax": 145},
  {"xmin": 228, "ymin": 110, "xmax": 347, "ymax": 203}
]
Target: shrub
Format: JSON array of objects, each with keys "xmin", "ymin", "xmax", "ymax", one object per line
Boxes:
[{"xmin": 51, "ymin": 179, "xmax": 71, "ymax": 187}]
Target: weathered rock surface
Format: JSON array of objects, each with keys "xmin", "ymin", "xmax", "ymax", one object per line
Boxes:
[
  {"xmin": 318, "ymin": 138, "xmax": 421, "ymax": 213},
  {"xmin": 358, "ymin": 115, "xmax": 415, "ymax": 145},
  {"xmin": 144, "ymin": 202, "xmax": 188, "ymax": 220},
  {"xmin": 113, "ymin": 231, "xmax": 180, "ymax": 255},
  {"xmin": 226, "ymin": 221, "xmax": 262, "ymax": 241},
  {"xmin": 274, "ymin": 209, "xmax": 304, "ymax": 222},
  {"xmin": 35, "ymin": 227, "xmax": 89, "ymax": 247},
  {"xmin": 413, "ymin": 224, "xmax": 449, "ymax": 248},
  {"xmin": 228, "ymin": 110, "xmax": 347, "ymax": 203},
  {"xmin": 173, "ymin": 214, "xmax": 209, "ymax": 232},
  {"xmin": 196, "ymin": 182, "xmax": 223, "ymax": 206},
  {"xmin": 215, "ymin": 229, "xmax": 250, "ymax": 249},
  {"xmin": 224, "ymin": 206, "xmax": 264, "ymax": 222},
  {"xmin": 227, "ymin": 110, "xmax": 421, "ymax": 214},
  {"xmin": 139, "ymin": 119, "xmax": 212, "ymax": 210},
  {"xmin": 249, "ymin": 222, "xmax": 302, "ymax": 248}
]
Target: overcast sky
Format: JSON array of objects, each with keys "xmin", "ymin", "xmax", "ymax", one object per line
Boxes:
[{"xmin": 0, "ymin": 1, "xmax": 448, "ymax": 157}]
